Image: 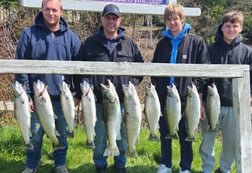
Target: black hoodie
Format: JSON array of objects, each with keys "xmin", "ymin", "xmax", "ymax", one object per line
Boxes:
[{"xmin": 208, "ymin": 24, "xmax": 252, "ymax": 106}]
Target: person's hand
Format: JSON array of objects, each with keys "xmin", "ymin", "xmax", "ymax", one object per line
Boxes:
[
  {"xmin": 29, "ymin": 99, "xmax": 34, "ymax": 112},
  {"xmin": 200, "ymin": 105, "xmax": 206, "ymax": 120},
  {"xmin": 199, "ymin": 93, "xmax": 206, "ymax": 120},
  {"xmin": 74, "ymin": 97, "xmax": 81, "ymax": 107}
]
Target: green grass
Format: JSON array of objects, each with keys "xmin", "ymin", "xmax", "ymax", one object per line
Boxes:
[{"xmin": 0, "ymin": 124, "xmax": 235, "ymax": 173}]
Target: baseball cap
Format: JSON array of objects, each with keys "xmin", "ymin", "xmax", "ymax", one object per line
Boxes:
[{"xmin": 102, "ymin": 4, "xmax": 120, "ymax": 18}]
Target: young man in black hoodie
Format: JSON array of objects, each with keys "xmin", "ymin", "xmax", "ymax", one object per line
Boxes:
[{"xmin": 199, "ymin": 11, "xmax": 252, "ymax": 173}]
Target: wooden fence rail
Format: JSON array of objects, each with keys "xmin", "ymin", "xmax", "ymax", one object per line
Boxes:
[{"xmin": 0, "ymin": 59, "xmax": 251, "ymax": 173}]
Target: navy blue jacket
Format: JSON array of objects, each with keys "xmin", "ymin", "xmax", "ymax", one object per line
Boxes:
[
  {"xmin": 74, "ymin": 26, "xmax": 143, "ymax": 103},
  {"xmin": 208, "ymin": 24, "xmax": 252, "ymax": 106},
  {"xmin": 15, "ymin": 12, "xmax": 81, "ymax": 97}
]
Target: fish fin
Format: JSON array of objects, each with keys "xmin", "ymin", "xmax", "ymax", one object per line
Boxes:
[
  {"xmin": 208, "ymin": 127, "xmax": 217, "ymax": 132},
  {"xmin": 100, "ymin": 83, "xmax": 108, "ymax": 90},
  {"xmin": 165, "ymin": 133, "xmax": 178, "ymax": 140},
  {"xmin": 67, "ymin": 131, "xmax": 74, "ymax": 138},
  {"xmin": 103, "ymin": 146, "xmax": 120, "ymax": 157},
  {"xmin": 55, "ymin": 130, "xmax": 60, "ymax": 136},
  {"xmin": 29, "ymin": 129, "xmax": 32, "ymax": 137},
  {"xmin": 85, "ymin": 140, "xmax": 95, "ymax": 149},
  {"xmin": 116, "ymin": 132, "xmax": 121, "ymax": 140},
  {"xmin": 24, "ymin": 143, "xmax": 34, "ymax": 150},
  {"xmin": 126, "ymin": 150, "xmax": 138, "ymax": 159},
  {"xmin": 53, "ymin": 144, "xmax": 66, "ymax": 151},
  {"xmin": 185, "ymin": 136, "xmax": 196, "ymax": 142},
  {"xmin": 148, "ymin": 133, "xmax": 160, "ymax": 141}
]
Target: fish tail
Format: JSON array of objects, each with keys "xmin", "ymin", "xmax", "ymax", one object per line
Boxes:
[
  {"xmin": 103, "ymin": 146, "xmax": 120, "ymax": 157},
  {"xmin": 126, "ymin": 150, "xmax": 138, "ymax": 159},
  {"xmin": 24, "ymin": 143, "xmax": 34, "ymax": 150},
  {"xmin": 53, "ymin": 143, "xmax": 66, "ymax": 151},
  {"xmin": 165, "ymin": 133, "xmax": 178, "ymax": 140},
  {"xmin": 85, "ymin": 140, "xmax": 95, "ymax": 149},
  {"xmin": 185, "ymin": 136, "xmax": 196, "ymax": 142},
  {"xmin": 148, "ymin": 133, "xmax": 160, "ymax": 141},
  {"xmin": 66, "ymin": 131, "xmax": 74, "ymax": 138},
  {"xmin": 208, "ymin": 127, "xmax": 217, "ymax": 132}
]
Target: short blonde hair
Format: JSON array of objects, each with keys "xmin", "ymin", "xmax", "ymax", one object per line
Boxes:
[
  {"xmin": 42, "ymin": 0, "xmax": 63, "ymax": 10},
  {"xmin": 164, "ymin": 3, "xmax": 185, "ymax": 22},
  {"xmin": 221, "ymin": 11, "xmax": 244, "ymax": 26}
]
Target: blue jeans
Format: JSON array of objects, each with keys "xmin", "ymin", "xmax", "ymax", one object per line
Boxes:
[
  {"xmin": 159, "ymin": 115, "xmax": 193, "ymax": 170},
  {"xmin": 93, "ymin": 103, "xmax": 127, "ymax": 169},
  {"xmin": 25, "ymin": 101, "xmax": 68, "ymax": 169}
]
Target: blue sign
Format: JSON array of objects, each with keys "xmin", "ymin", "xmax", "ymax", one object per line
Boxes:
[{"xmin": 96, "ymin": 0, "xmax": 168, "ymax": 5}]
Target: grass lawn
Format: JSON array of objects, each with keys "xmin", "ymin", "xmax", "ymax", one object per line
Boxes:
[{"xmin": 0, "ymin": 123, "xmax": 235, "ymax": 173}]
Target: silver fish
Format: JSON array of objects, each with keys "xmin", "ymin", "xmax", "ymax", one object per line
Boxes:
[
  {"xmin": 60, "ymin": 81, "xmax": 75, "ymax": 138},
  {"xmin": 33, "ymin": 80, "xmax": 63, "ymax": 149},
  {"xmin": 101, "ymin": 79, "xmax": 121, "ymax": 157},
  {"xmin": 123, "ymin": 81, "xmax": 142, "ymax": 158},
  {"xmin": 12, "ymin": 81, "xmax": 33, "ymax": 150},
  {"xmin": 144, "ymin": 83, "xmax": 161, "ymax": 141},
  {"xmin": 185, "ymin": 83, "xmax": 200, "ymax": 142},
  {"xmin": 206, "ymin": 83, "xmax": 220, "ymax": 131},
  {"xmin": 165, "ymin": 84, "xmax": 181, "ymax": 140},
  {"xmin": 80, "ymin": 80, "xmax": 97, "ymax": 149}
]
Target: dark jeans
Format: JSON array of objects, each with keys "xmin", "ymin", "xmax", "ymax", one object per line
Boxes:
[{"xmin": 159, "ymin": 115, "xmax": 193, "ymax": 170}]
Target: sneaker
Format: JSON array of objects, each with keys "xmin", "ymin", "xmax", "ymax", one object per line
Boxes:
[
  {"xmin": 21, "ymin": 168, "xmax": 38, "ymax": 173},
  {"xmin": 156, "ymin": 164, "xmax": 172, "ymax": 173},
  {"xmin": 54, "ymin": 165, "xmax": 69, "ymax": 173},
  {"xmin": 179, "ymin": 168, "xmax": 191, "ymax": 173},
  {"xmin": 96, "ymin": 167, "xmax": 108, "ymax": 173},
  {"xmin": 215, "ymin": 168, "xmax": 222, "ymax": 173},
  {"xmin": 115, "ymin": 167, "xmax": 126, "ymax": 173}
]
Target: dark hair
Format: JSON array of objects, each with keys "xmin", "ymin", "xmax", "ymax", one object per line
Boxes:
[{"xmin": 221, "ymin": 11, "xmax": 244, "ymax": 25}]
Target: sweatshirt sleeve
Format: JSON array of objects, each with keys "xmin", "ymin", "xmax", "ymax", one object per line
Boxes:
[
  {"xmin": 72, "ymin": 40, "xmax": 92, "ymax": 100},
  {"xmin": 193, "ymin": 37, "xmax": 210, "ymax": 93},
  {"xmin": 15, "ymin": 30, "xmax": 32, "ymax": 96}
]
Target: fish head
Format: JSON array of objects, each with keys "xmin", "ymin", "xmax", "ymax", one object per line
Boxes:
[
  {"xmin": 128, "ymin": 81, "xmax": 136, "ymax": 94},
  {"xmin": 101, "ymin": 82, "xmax": 118, "ymax": 103},
  {"xmin": 122, "ymin": 83, "xmax": 130, "ymax": 97},
  {"xmin": 207, "ymin": 83, "xmax": 218, "ymax": 96},
  {"xmin": 187, "ymin": 83, "xmax": 198, "ymax": 97},
  {"xmin": 12, "ymin": 81, "xmax": 24, "ymax": 97},
  {"xmin": 145, "ymin": 83, "xmax": 154, "ymax": 95},
  {"xmin": 59, "ymin": 81, "xmax": 68, "ymax": 95},
  {"xmin": 122, "ymin": 81, "xmax": 136, "ymax": 99},
  {"xmin": 33, "ymin": 80, "xmax": 47, "ymax": 97},
  {"xmin": 167, "ymin": 84, "xmax": 175, "ymax": 97},
  {"xmin": 81, "ymin": 80, "xmax": 91, "ymax": 96}
]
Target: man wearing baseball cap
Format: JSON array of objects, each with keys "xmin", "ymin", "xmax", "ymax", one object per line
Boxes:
[
  {"xmin": 102, "ymin": 3, "xmax": 121, "ymax": 17},
  {"xmin": 73, "ymin": 3, "xmax": 144, "ymax": 173}
]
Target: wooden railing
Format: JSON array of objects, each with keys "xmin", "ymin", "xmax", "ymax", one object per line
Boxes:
[{"xmin": 0, "ymin": 59, "xmax": 251, "ymax": 173}]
